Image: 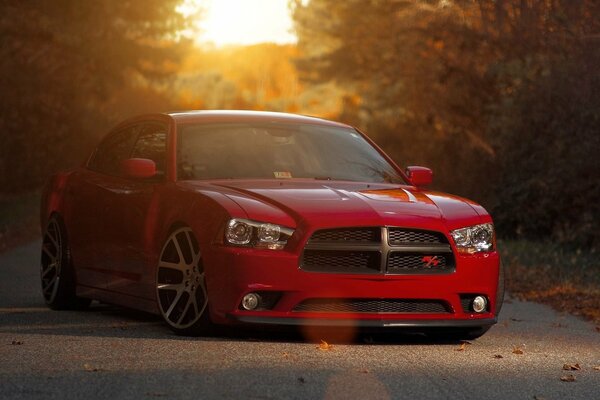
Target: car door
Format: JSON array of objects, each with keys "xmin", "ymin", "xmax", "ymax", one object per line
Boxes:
[
  {"xmin": 68, "ymin": 125, "xmax": 140, "ymax": 291},
  {"xmin": 104, "ymin": 122, "xmax": 168, "ymax": 300}
]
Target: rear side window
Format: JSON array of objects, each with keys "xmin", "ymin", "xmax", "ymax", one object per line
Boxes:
[{"xmin": 88, "ymin": 126, "xmax": 140, "ymax": 176}]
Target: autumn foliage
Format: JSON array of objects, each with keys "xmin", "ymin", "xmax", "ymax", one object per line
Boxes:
[{"xmin": 292, "ymin": 0, "xmax": 600, "ymax": 247}]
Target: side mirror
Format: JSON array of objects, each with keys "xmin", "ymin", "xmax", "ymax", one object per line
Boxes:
[
  {"xmin": 122, "ymin": 158, "xmax": 157, "ymax": 179},
  {"xmin": 405, "ymin": 166, "xmax": 433, "ymax": 187}
]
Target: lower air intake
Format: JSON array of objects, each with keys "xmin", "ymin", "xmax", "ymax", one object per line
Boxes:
[{"xmin": 293, "ymin": 298, "xmax": 451, "ymax": 314}]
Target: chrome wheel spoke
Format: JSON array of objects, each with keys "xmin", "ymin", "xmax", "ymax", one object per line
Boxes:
[
  {"xmin": 42, "ymin": 244, "xmax": 54, "ymax": 259},
  {"xmin": 157, "ymin": 282, "xmax": 184, "ymax": 291},
  {"xmin": 177, "ymin": 299, "xmax": 192, "ymax": 325},
  {"xmin": 158, "ymin": 260, "xmax": 186, "ymax": 273},
  {"xmin": 165, "ymin": 289, "xmax": 185, "ymax": 319},
  {"xmin": 191, "ymin": 294, "xmax": 199, "ymax": 315},
  {"xmin": 42, "ymin": 263, "xmax": 56, "ymax": 279},
  {"xmin": 43, "ymin": 275, "xmax": 58, "ymax": 294},
  {"xmin": 173, "ymin": 238, "xmax": 186, "ymax": 268}
]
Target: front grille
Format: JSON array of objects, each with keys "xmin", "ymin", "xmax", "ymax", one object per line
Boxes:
[
  {"xmin": 302, "ymin": 226, "xmax": 454, "ymax": 275},
  {"xmin": 388, "ymin": 228, "xmax": 444, "ymax": 245},
  {"xmin": 308, "ymin": 228, "xmax": 380, "ymax": 243},
  {"xmin": 302, "ymin": 250, "xmax": 380, "ymax": 273},
  {"xmin": 293, "ymin": 298, "xmax": 451, "ymax": 314},
  {"xmin": 387, "ymin": 253, "xmax": 453, "ymax": 273}
]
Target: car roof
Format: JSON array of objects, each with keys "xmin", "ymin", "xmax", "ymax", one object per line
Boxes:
[{"xmin": 165, "ymin": 110, "xmax": 352, "ymax": 128}]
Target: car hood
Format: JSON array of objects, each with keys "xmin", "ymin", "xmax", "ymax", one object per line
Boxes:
[{"xmin": 187, "ymin": 180, "xmax": 488, "ymax": 233}]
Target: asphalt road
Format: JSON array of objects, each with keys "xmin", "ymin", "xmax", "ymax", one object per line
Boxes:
[{"xmin": 1, "ymin": 241, "xmax": 599, "ymax": 400}]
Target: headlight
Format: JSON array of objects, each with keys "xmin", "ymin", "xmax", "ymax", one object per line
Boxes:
[
  {"xmin": 225, "ymin": 218, "xmax": 294, "ymax": 250},
  {"xmin": 450, "ymin": 223, "xmax": 494, "ymax": 254}
]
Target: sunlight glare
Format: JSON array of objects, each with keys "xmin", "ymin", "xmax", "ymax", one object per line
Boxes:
[{"xmin": 189, "ymin": 0, "xmax": 296, "ymax": 46}]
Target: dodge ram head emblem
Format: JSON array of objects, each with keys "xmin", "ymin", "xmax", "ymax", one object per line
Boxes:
[{"xmin": 421, "ymin": 256, "xmax": 440, "ymax": 268}]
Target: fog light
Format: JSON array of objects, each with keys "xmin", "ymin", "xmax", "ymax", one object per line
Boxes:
[
  {"xmin": 242, "ymin": 293, "xmax": 260, "ymax": 310},
  {"xmin": 472, "ymin": 296, "xmax": 487, "ymax": 313}
]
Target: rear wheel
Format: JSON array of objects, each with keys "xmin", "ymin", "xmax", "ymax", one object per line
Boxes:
[
  {"xmin": 40, "ymin": 215, "xmax": 91, "ymax": 310},
  {"xmin": 156, "ymin": 227, "xmax": 213, "ymax": 336}
]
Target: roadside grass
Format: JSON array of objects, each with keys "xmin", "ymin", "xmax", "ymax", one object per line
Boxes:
[
  {"xmin": 0, "ymin": 191, "xmax": 41, "ymax": 253},
  {"xmin": 501, "ymin": 239, "xmax": 600, "ymax": 324}
]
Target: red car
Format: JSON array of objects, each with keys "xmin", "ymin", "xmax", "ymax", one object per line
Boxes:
[{"xmin": 40, "ymin": 110, "xmax": 503, "ymax": 338}]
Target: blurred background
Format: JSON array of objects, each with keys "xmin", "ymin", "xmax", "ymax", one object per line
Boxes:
[{"xmin": 0, "ymin": 1, "xmax": 598, "ymax": 315}]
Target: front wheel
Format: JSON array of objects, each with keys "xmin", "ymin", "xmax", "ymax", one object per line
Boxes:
[
  {"xmin": 40, "ymin": 215, "xmax": 91, "ymax": 310},
  {"xmin": 156, "ymin": 227, "xmax": 214, "ymax": 336}
]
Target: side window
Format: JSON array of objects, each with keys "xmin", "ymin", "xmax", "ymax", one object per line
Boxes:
[
  {"xmin": 88, "ymin": 126, "xmax": 140, "ymax": 176},
  {"xmin": 131, "ymin": 123, "xmax": 167, "ymax": 176}
]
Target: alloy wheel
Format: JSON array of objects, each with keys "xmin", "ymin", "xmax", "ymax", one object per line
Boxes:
[
  {"xmin": 41, "ymin": 218, "xmax": 62, "ymax": 304},
  {"xmin": 156, "ymin": 227, "xmax": 207, "ymax": 329}
]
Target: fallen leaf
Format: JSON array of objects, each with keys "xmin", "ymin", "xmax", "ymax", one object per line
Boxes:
[
  {"xmin": 595, "ymin": 326, "xmax": 600, "ymax": 333},
  {"xmin": 455, "ymin": 341, "xmax": 471, "ymax": 351},
  {"xmin": 512, "ymin": 346, "xmax": 524, "ymax": 355},
  {"xmin": 11, "ymin": 341, "xmax": 23, "ymax": 345},
  {"xmin": 560, "ymin": 374, "xmax": 576, "ymax": 382},
  {"xmin": 318, "ymin": 340, "xmax": 333, "ymax": 351},
  {"xmin": 297, "ymin": 377, "xmax": 306, "ymax": 384},
  {"xmin": 562, "ymin": 363, "xmax": 581, "ymax": 371},
  {"xmin": 358, "ymin": 369, "xmax": 369, "ymax": 374},
  {"xmin": 282, "ymin": 352, "xmax": 289, "ymax": 358},
  {"xmin": 83, "ymin": 364, "xmax": 103, "ymax": 372},
  {"xmin": 493, "ymin": 354, "xmax": 503, "ymax": 359},
  {"xmin": 593, "ymin": 366, "xmax": 600, "ymax": 371}
]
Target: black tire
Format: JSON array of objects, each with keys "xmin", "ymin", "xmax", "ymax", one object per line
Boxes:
[
  {"xmin": 156, "ymin": 227, "xmax": 215, "ymax": 336},
  {"xmin": 40, "ymin": 215, "xmax": 91, "ymax": 310},
  {"xmin": 495, "ymin": 261, "xmax": 506, "ymax": 316}
]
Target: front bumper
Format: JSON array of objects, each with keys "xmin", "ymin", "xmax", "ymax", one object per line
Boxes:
[
  {"xmin": 229, "ymin": 315, "xmax": 497, "ymax": 328},
  {"xmin": 204, "ymin": 245, "xmax": 502, "ymax": 328}
]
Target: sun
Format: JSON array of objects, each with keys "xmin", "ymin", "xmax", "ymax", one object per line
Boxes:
[{"xmin": 181, "ymin": 0, "xmax": 296, "ymax": 47}]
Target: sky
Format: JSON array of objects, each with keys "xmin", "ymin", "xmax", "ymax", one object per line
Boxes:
[{"xmin": 186, "ymin": 0, "xmax": 297, "ymax": 46}]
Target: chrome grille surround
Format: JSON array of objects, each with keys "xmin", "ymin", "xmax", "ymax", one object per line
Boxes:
[{"xmin": 301, "ymin": 227, "xmax": 455, "ymax": 275}]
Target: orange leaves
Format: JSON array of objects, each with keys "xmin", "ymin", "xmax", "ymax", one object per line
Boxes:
[
  {"xmin": 83, "ymin": 363, "xmax": 103, "ymax": 372},
  {"xmin": 562, "ymin": 363, "xmax": 581, "ymax": 371},
  {"xmin": 512, "ymin": 345, "xmax": 524, "ymax": 355},
  {"xmin": 560, "ymin": 374, "xmax": 576, "ymax": 382},
  {"xmin": 455, "ymin": 341, "xmax": 471, "ymax": 352},
  {"xmin": 317, "ymin": 339, "xmax": 333, "ymax": 351}
]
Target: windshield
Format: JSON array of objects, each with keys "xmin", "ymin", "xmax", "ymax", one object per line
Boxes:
[{"xmin": 177, "ymin": 122, "xmax": 403, "ymax": 183}]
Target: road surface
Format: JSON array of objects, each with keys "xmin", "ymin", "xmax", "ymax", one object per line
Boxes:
[{"xmin": 1, "ymin": 241, "xmax": 599, "ymax": 399}]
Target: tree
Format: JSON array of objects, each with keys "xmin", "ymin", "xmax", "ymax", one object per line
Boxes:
[
  {"xmin": 0, "ymin": 0, "xmax": 189, "ymax": 192},
  {"xmin": 292, "ymin": 0, "xmax": 600, "ymax": 246}
]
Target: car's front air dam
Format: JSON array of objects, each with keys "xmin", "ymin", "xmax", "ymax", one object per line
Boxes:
[{"xmin": 204, "ymin": 246, "xmax": 501, "ymax": 326}]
